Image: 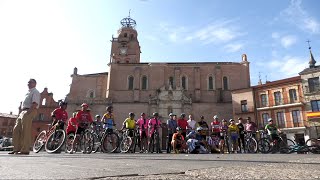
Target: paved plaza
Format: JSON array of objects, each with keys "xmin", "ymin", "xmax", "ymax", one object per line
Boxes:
[{"xmin": 0, "ymin": 151, "xmax": 320, "ymax": 179}]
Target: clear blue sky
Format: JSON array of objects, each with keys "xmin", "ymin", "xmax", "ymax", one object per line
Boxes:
[{"xmin": 0, "ymin": 0, "xmax": 319, "ymax": 114}]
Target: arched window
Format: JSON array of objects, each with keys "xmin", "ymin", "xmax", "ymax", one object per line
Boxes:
[
  {"xmin": 169, "ymin": 76, "xmax": 174, "ymax": 88},
  {"xmin": 128, "ymin": 76, "xmax": 134, "ymax": 90},
  {"xmin": 223, "ymin": 76, "xmax": 229, "ymax": 90},
  {"xmin": 208, "ymin": 76, "xmax": 215, "ymax": 90},
  {"xmin": 41, "ymin": 98, "xmax": 46, "ymax": 106},
  {"xmin": 181, "ymin": 76, "xmax": 188, "ymax": 90},
  {"xmin": 89, "ymin": 91, "xmax": 94, "ymax": 98},
  {"xmin": 141, "ymin": 76, "xmax": 148, "ymax": 90},
  {"xmin": 87, "ymin": 90, "xmax": 95, "ymax": 98}
]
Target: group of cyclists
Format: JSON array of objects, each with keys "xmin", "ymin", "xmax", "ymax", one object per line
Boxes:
[{"xmin": 46, "ymin": 100, "xmax": 285, "ymax": 154}]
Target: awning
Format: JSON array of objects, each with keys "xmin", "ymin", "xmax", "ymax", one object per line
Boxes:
[{"xmin": 307, "ymin": 112, "xmax": 320, "ymax": 119}]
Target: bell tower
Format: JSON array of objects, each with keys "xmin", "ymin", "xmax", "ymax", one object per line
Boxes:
[{"xmin": 109, "ymin": 13, "xmax": 141, "ymax": 64}]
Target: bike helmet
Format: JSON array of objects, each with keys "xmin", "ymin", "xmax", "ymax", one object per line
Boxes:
[
  {"xmin": 196, "ymin": 126, "xmax": 203, "ymax": 131},
  {"xmin": 222, "ymin": 119, "xmax": 227, "ymax": 122},
  {"xmin": 268, "ymin": 118, "xmax": 273, "ymax": 122},
  {"xmin": 180, "ymin": 113, "xmax": 186, "ymax": 117},
  {"xmin": 106, "ymin": 106, "xmax": 113, "ymax": 111},
  {"xmin": 153, "ymin": 112, "xmax": 159, "ymax": 117},
  {"xmin": 200, "ymin": 115, "xmax": 204, "ymax": 119},
  {"xmin": 213, "ymin": 115, "xmax": 218, "ymax": 119},
  {"xmin": 59, "ymin": 101, "xmax": 67, "ymax": 107},
  {"xmin": 129, "ymin": 112, "xmax": 135, "ymax": 117},
  {"xmin": 95, "ymin": 114, "xmax": 101, "ymax": 118},
  {"xmin": 229, "ymin": 119, "xmax": 234, "ymax": 122},
  {"xmin": 176, "ymin": 127, "xmax": 182, "ymax": 131},
  {"xmin": 140, "ymin": 112, "xmax": 146, "ymax": 116},
  {"xmin": 169, "ymin": 113, "xmax": 175, "ymax": 117},
  {"xmin": 81, "ymin": 103, "xmax": 88, "ymax": 107}
]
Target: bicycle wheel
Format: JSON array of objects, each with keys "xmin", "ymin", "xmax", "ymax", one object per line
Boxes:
[
  {"xmin": 33, "ymin": 130, "xmax": 47, "ymax": 153},
  {"xmin": 278, "ymin": 139, "xmax": 295, "ymax": 154},
  {"xmin": 246, "ymin": 138, "xmax": 258, "ymax": 153},
  {"xmin": 45, "ymin": 129, "xmax": 66, "ymax": 153},
  {"xmin": 120, "ymin": 136, "xmax": 133, "ymax": 153},
  {"xmin": 102, "ymin": 132, "xmax": 119, "ymax": 153},
  {"xmin": 65, "ymin": 133, "xmax": 75, "ymax": 153},
  {"xmin": 92, "ymin": 133, "xmax": 101, "ymax": 153},
  {"xmin": 80, "ymin": 130, "xmax": 94, "ymax": 154},
  {"xmin": 306, "ymin": 138, "xmax": 320, "ymax": 154},
  {"xmin": 257, "ymin": 138, "xmax": 271, "ymax": 154}
]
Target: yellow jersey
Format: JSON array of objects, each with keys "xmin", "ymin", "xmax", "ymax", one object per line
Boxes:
[
  {"xmin": 228, "ymin": 124, "xmax": 239, "ymax": 133},
  {"xmin": 124, "ymin": 118, "xmax": 136, "ymax": 129}
]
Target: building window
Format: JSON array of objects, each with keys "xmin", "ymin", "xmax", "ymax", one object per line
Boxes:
[
  {"xmin": 181, "ymin": 76, "xmax": 187, "ymax": 90},
  {"xmin": 308, "ymin": 77, "xmax": 320, "ymax": 92},
  {"xmin": 241, "ymin": 100, "xmax": 248, "ymax": 112},
  {"xmin": 124, "ymin": 33, "xmax": 127, "ymax": 37},
  {"xmin": 141, "ymin": 76, "xmax": 148, "ymax": 90},
  {"xmin": 208, "ymin": 76, "xmax": 214, "ymax": 90},
  {"xmin": 289, "ymin": 89, "xmax": 297, "ymax": 103},
  {"xmin": 42, "ymin": 98, "xmax": 46, "ymax": 106},
  {"xmin": 169, "ymin": 76, "xmax": 174, "ymax": 88},
  {"xmin": 292, "ymin": 110, "xmax": 301, "ymax": 127},
  {"xmin": 311, "ymin": 100, "xmax": 320, "ymax": 112},
  {"xmin": 274, "ymin": 91, "xmax": 282, "ymax": 105},
  {"xmin": 128, "ymin": 76, "xmax": 134, "ymax": 90},
  {"xmin": 276, "ymin": 111, "xmax": 285, "ymax": 128},
  {"xmin": 87, "ymin": 90, "xmax": 95, "ymax": 98},
  {"xmin": 223, "ymin": 76, "xmax": 228, "ymax": 90},
  {"xmin": 261, "ymin": 94, "xmax": 268, "ymax": 107},
  {"xmin": 89, "ymin": 91, "xmax": 94, "ymax": 98},
  {"xmin": 39, "ymin": 113, "xmax": 44, "ymax": 121},
  {"xmin": 262, "ymin": 113, "xmax": 269, "ymax": 127}
]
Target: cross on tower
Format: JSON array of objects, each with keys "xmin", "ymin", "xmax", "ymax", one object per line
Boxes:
[{"xmin": 307, "ymin": 40, "xmax": 311, "ymax": 50}]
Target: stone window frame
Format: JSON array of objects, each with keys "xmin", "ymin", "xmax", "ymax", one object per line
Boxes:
[
  {"xmin": 258, "ymin": 91, "xmax": 269, "ymax": 107},
  {"xmin": 141, "ymin": 75, "xmax": 148, "ymax": 90},
  {"xmin": 260, "ymin": 111, "xmax": 271, "ymax": 127},
  {"xmin": 222, "ymin": 76, "xmax": 229, "ymax": 90},
  {"xmin": 168, "ymin": 76, "xmax": 174, "ymax": 88},
  {"xmin": 86, "ymin": 89, "xmax": 95, "ymax": 98},
  {"xmin": 271, "ymin": 88, "xmax": 283, "ymax": 106},
  {"xmin": 127, "ymin": 75, "xmax": 134, "ymax": 90},
  {"xmin": 287, "ymin": 85, "xmax": 299, "ymax": 103},
  {"xmin": 180, "ymin": 75, "xmax": 188, "ymax": 90},
  {"xmin": 207, "ymin": 74, "xmax": 215, "ymax": 90},
  {"xmin": 41, "ymin": 98, "xmax": 46, "ymax": 106},
  {"xmin": 289, "ymin": 107, "xmax": 303, "ymax": 125}
]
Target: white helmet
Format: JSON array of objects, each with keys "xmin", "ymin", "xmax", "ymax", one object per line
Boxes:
[{"xmin": 213, "ymin": 115, "xmax": 218, "ymax": 119}]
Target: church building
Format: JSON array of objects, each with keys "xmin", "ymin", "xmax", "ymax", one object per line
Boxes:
[{"xmin": 65, "ymin": 15, "xmax": 251, "ymax": 130}]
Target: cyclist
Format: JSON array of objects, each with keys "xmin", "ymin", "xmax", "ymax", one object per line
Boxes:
[
  {"xmin": 187, "ymin": 114, "xmax": 197, "ymax": 133},
  {"xmin": 265, "ymin": 118, "xmax": 281, "ymax": 141},
  {"xmin": 186, "ymin": 127, "xmax": 208, "ymax": 154},
  {"xmin": 148, "ymin": 112, "xmax": 162, "ymax": 153},
  {"xmin": 177, "ymin": 113, "xmax": 188, "ymax": 138},
  {"xmin": 166, "ymin": 113, "xmax": 177, "ymax": 153},
  {"xmin": 171, "ymin": 127, "xmax": 186, "ymax": 154},
  {"xmin": 122, "ymin": 112, "xmax": 136, "ymax": 137},
  {"xmin": 211, "ymin": 115, "xmax": 220, "ymax": 136},
  {"xmin": 92, "ymin": 115, "xmax": 103, "ymax": 134},
  {"xmin": 136, "ymin": 112, "xmax": 148, "ymax": 153},
  {"xmin": 219, "ymin": 119, "xmax": 229, "ymax": 154},
  {"xmin": 198, "ymin": 115, "xmax": 209, "ymax": 140},
  {"xmin": 71, "ymin": 103, "xmax": 93, "ymax": 153},
  {"xmin": 102, "ymin": 106, "xmax": 116, "ymax": 134},
  {"xmin": 237, "ymin": 117, "xmax": 245, "ymax": 153},
  {"xmin": 228, "ymin": 119, "xmax": 239, "ymax": 153},
  {"xmin": 51, "ymin": 101, "xmax": 68, "ymax": 129},
  {"xmin": 245, "ymin": 117, "xmax": 257, "ymax": 138},
  {"xmin": 66, "ymin": 112, "xmax": 78, "ymax": 135}
]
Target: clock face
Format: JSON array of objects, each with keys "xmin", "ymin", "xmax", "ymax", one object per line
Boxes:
[{"xmin": 120, "ymin": 47, "xmax": 127, "ymax": 55}]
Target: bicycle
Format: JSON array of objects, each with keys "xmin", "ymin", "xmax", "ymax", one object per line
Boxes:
[
  {"xmin": 100, "ymin": 126, "xmax": 120, "ymax": 153},
  {"xmin": 243, "ymin": 131, "xmax": 257, "ymax": 153},
  {"xmin": 33, "ymin": 120, "xmax": 66, "ymax": 153},
  {"xmin": 132, "ymin": 127, "xmax": 141, "ymax": 153},
  {"xmin": 305, "ymin": 138, "xmax": 320, "ymax": 154},
  {"xmin": 119, "ymin": 129, "xmax": 135, "ymax": 153},
  {"xmin": 257, "ymin": 130, "xmax": 271, "ymax": 154},
  {"xmin": 258, "ymin": 131, "xmax": 295, "ymax": 154},
  {"xmin": 65, "ymin": 123, "xmax": 94, "ymax": 154},
  {"xmin": 149, "ymin": 125, "xmax": 161, "ymax": 153}
]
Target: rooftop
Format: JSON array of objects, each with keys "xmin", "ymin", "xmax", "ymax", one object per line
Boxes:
[{"xmin": 0, "ymin": 113, "xmax": 18, "ymax": 119}]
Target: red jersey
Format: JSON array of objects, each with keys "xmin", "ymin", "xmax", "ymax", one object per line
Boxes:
[
  {"xmin": 75, "ymin": 110, "xmax": 93, "ymax": 127},
  {"xmin": 177, "ymin": 118, "xmax": 188, "ymax": 132},
  {"xmin": 211, "ymin": 121, "xmax": 220, "ymax": 133},
  {"xmin": 66, "ymin": 117, "xmax": 77, "ymax": 135},
  {"xmin": 52, "ymin": 108, "xmax": 68, "ymax": 122}
]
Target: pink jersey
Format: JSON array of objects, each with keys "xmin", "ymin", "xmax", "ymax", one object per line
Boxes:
[
  {"xmin": 136, "ymin": 118, "xmax": 148, "ymax": 133},
  {"xmin": 148, "ymin": 118, "xmax": 161, "ymax": 137}
]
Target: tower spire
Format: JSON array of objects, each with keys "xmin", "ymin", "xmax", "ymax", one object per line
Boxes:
[{"xmin": 307, "ymin": 40, "xmax": 316, "ymax": 68}]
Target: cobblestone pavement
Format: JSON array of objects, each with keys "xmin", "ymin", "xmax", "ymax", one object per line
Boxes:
[{"xmin": 0, "ymin": 152, "xmax": 319, "ymax": 179}]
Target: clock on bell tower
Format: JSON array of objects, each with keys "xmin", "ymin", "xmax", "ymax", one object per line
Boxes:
[{"xmin": 109, "ymin": 14, "xmax": 141, "ymax": 64}]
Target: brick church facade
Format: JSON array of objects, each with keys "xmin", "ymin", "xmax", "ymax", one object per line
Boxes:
[{"xmin": 65, "ymin": 16, "xmax": 251, "ymax": 130}]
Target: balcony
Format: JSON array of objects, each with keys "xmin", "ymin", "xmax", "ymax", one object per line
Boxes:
[
  {"xmin": 257, "ymin": 97, "xmax": 303, "ymax": 111},
  {"xmin": 234, "ymin": 106, "xmax": 254, "ymax": 115}
]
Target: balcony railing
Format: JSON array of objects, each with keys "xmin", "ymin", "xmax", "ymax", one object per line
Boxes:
[
  {"xmin": 258, "ymin": 97, "xmax": 303, "ymax": 108},
  {"xmin": 234, "ymin": 106, "xmax": 254, "ymax": 114}
]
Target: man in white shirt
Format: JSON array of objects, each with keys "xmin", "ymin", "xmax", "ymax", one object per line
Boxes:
[
  {"xmin": 187, "ymin": 114, "xmax": 197, "ymax": 133},
  {"xmin": 9, "ymin": 78, "xmax": 40, "ymax": 155}
]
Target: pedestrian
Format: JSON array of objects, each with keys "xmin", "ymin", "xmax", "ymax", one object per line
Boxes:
[
  {"xmin": 166, "ymin": 113, "xmax": 177, "ymax": 153},
  {"xmin": 9, "ymin": 78, "xmax": 40, "ymax": 155}
]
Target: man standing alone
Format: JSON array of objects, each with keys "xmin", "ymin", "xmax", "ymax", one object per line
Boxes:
[{"xmin": 9, "ymin": 79, "xmax": 40, "ymax": 155}]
